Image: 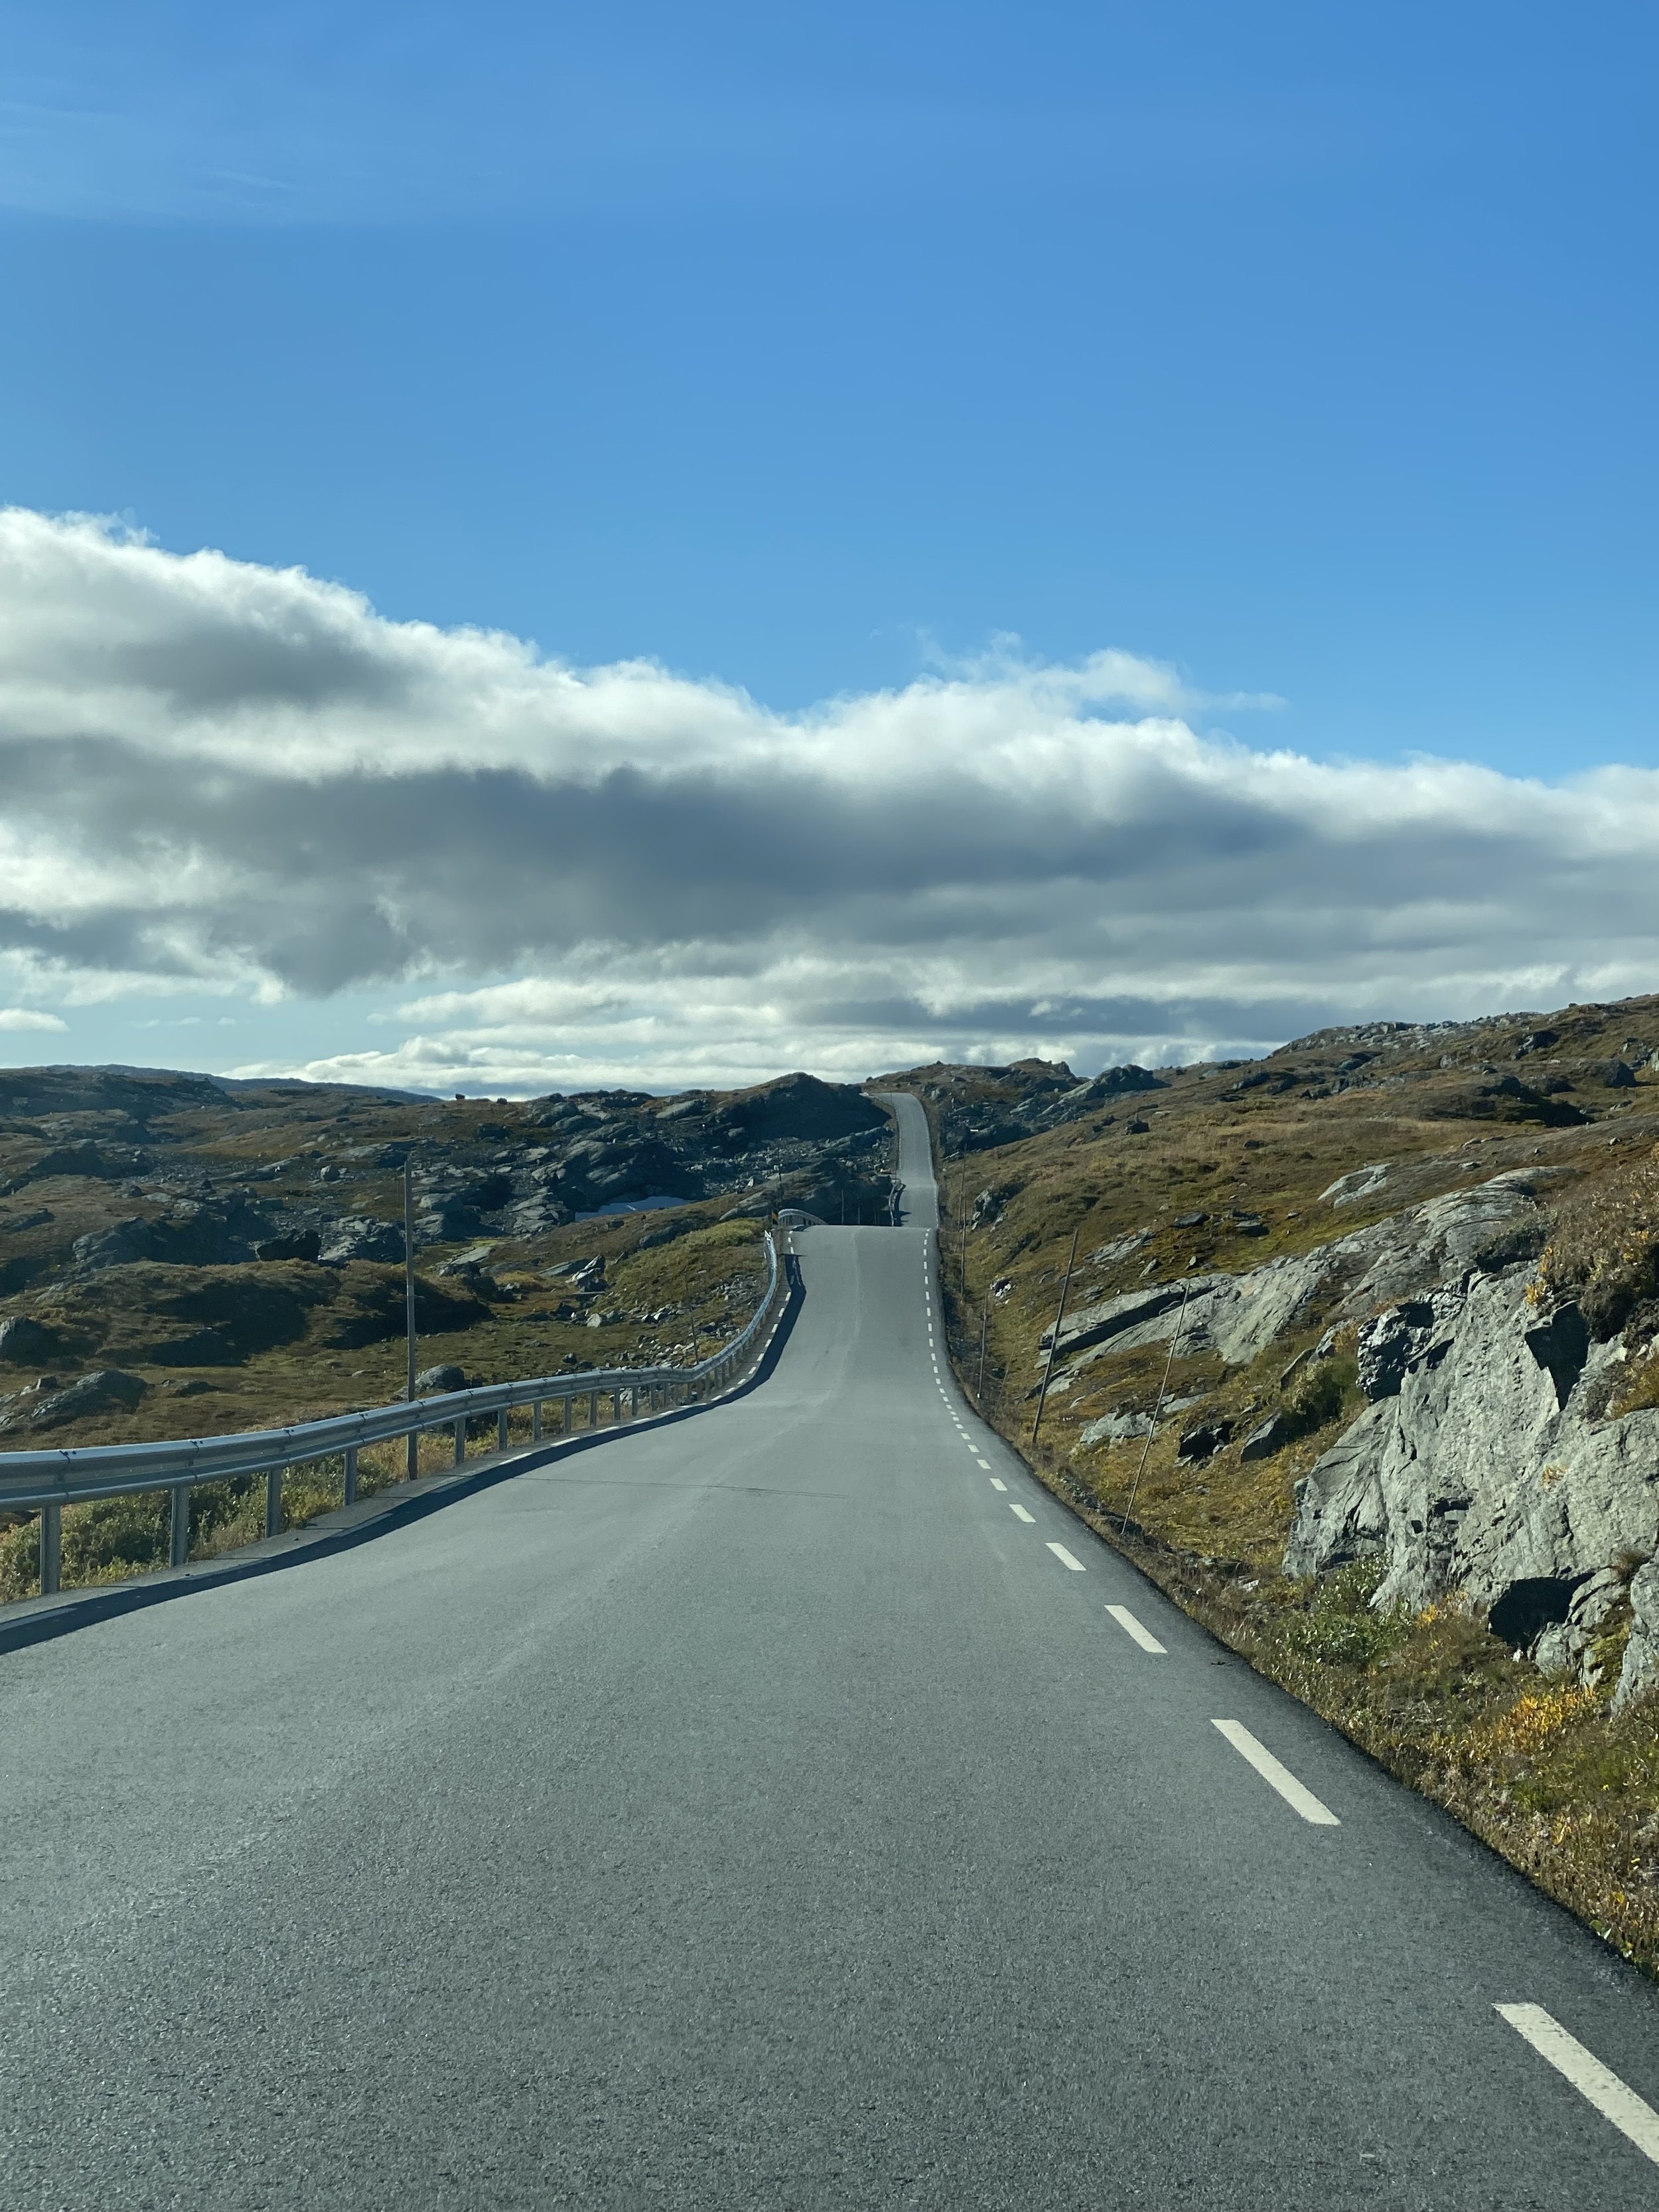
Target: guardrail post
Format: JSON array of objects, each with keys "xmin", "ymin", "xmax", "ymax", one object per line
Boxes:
[
  {"xmin": 453, "ymin": 1418, "xmax": 466, "ymax": 1467},
  {"xmin": 169, "ymin": 1483, "xmax": 190, "ymax": 1568},
  {"xmin": 496, "ymin": 1408, "xmax": 508, "ymax": 1450},
  {"xmin": 588, "ymin": 1390, "xmax": 597, "ymax": 1430},
  {"xmin": 406, "ymin": 1430, "xmax": 418, "ymax": 1481},
  {"xmin": 532, "ymin": 1400, "xmax": 542, "ymax": 1441},
  {"xmin": 38, "ymin": 1501, "xmax": 61, "ymax": 1596},
  {"xmin": 344, "ymin": 1446, "xmax": 358, "ymax": 1507},
  {"xmin": 265, "ymin": 1466, "xmax": 281, "ymax": 1539}
]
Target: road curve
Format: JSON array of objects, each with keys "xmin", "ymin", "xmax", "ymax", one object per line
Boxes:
[{"xmin": 4, "ymin": 1106, "xmax": 1659, "ymax": 2207}]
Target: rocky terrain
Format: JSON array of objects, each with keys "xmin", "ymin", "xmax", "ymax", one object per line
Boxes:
[
  {"xmin": 0, "ymin": 1065, "xmax": 892, "ymax": 1593},
  {"xmin": 886, "ymin": 997, "xmax": 1659, "ymax": 1968}
]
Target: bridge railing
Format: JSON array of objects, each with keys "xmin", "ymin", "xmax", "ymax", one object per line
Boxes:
[{"xmin": 4, "ymin": 1230, "xmax": 784, "ymax": 1599}]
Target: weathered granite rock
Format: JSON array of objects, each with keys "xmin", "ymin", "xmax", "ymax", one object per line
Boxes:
[
  {"xmin": 415, "ymin": 1363, "xmax": 468, "ymax": 1393},
  {"xmin": 1321, "ymin": 1163, "xmax": 1390, "ymax": 1208},
  {"xmin": 1356, "ymin": 1291, "xmax": 1464, "ymax": 1400},
  {"xmin": 317, "ymin": 1217, "xmax": 404, "ymax": 1266},
  {"xmin": 971, "ymin": 1186, "xmax": 1007, "ymax": 1230},
  {"xmin": 1286, "ymin": 1266, "xmax": 1659, "ymax": 1616},
  {"xmin": 1240, "ymin": 1411, "xmax": 1294, "ymax": 1461},
  {"xmin": 1050, "ymin": 1174, "xmax": 1548, "ymax": 1386},
  {"xmin": 2, "ymin": 1368, "xmax": 147, "ymax": 1432},
  {"xmin": 72, "ymin": 1220, "xmax": 157, "ymax": 1270},
  {"xmin": 0, "ymin": 1313, "xmax": 60, "ymax": 1364},
  {"xmin": 1082, "ymin": 1410, "xmax": 1153, "ymax": 1445}
]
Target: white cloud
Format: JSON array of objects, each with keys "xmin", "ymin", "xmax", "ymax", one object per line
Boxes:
[
  {"xmin": 2, "ymin": 505, "xmax": 1657, "ymax": 1090},
  {"xmin": 0, "ymin": 1007, "xmax": 67, "ymax": 1033}
]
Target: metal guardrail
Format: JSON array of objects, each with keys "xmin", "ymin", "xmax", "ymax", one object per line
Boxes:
[{"xmin": 5, "ymin": 1230, "xmax": 785, "ymax": 1598}]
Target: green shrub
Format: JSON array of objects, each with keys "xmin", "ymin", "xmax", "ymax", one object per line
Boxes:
[
  {"xmin": 1279, "ymin": 1560, "xmax": 1413, "ymax": 1670},
  {"xmin": 1272, "ymin": 1351, "xmax": 1359, "ymax": 1445}
]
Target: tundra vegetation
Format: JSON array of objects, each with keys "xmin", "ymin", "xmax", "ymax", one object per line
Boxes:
[
  {"xmin": 0, "ymin": 1066, "xmax": 890, "ymax": 1601},
  {"xmin": 883, "ymin": 999, "xmax": 1659, "ymax": 1972}
]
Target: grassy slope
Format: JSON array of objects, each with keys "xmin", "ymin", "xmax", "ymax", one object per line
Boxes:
[{"xmin": 899, "ymin": 997, "xmax": 1659, "ymax": 1971}]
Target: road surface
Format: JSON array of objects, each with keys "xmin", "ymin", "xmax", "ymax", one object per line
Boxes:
[{"xmin": 3, "ymin": 1090, "xmax": 1658, "ymax": 2208}]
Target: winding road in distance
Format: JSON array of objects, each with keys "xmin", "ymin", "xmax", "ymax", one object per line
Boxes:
[{"xmin": 4, "ymin": 1092, "xmax": 1659, "ymax": 2208}]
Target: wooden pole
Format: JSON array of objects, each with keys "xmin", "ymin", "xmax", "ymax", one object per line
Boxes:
[
  {"xmin": 1029, "ymin": 1228, "xmax": 1079, "ymax": 1447},
  {"xmin": 403, "ymin": 1157, "xmax": 419, "ymax": 1478},
  {"xmin": 1121, "ymin": 1282, "xmax": 1192, "ymax": 1536}
]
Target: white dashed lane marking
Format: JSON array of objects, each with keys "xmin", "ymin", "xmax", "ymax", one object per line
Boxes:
[
  {"xmin": 1046, "ymin": 1542, "xmax": 1086, "ymax": 1572},
  {"xmin": 1211, "ymin": 1720, "xmax": 1340, "ymax": 1826},
  {"xmin": 1009, "ymin": 1502, "xmax": 1036, "ymax": 1524},
  {"xmin": 975, "ymin": 1457, "xmax": 990, "ymax": 1469},
  {"xmin": 1105, "ymin": 1604, "xmax": 1166, "ymax": 1653},
  {"xmin": 1496, "ymin": 2005, "xmax": 1659, "ymax": 2168},
  {"xmin": 989, "ymin": 1477, "xmax": 1007, "ymax": 1491}
]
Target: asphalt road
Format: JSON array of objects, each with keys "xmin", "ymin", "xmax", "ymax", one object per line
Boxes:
[{"xmin": 3, "ymin": 1091, "xmax": 1659, "ymax": 2209}]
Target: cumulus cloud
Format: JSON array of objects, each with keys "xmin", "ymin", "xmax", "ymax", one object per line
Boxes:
[
  {"xmin": 0, "ymin": 1007, "xmax": 66, "ymax": 1033},
  {"xmin": 1, "ymin": 506, "xmax": 1656, "ymax": 1090}
]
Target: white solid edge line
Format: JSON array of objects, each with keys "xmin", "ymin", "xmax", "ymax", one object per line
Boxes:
[
  {"xmin": 1046, "ymin": 1542, "xmax": 1086, "ymax": 1572},
  {"xmin": 1211, "ymin": 1719, "xmax": 1340, "ymax": 1825},
  {"xmin": 1009, "ymin": 1501, "xmax": 1036, "ymax": 1523},
  {"xmin": 1497, "ymin": 2006, "xmax": 1659, "ymax": 2167},
  {"xmin": 1105, "ymin": 1603, "xmax": 1166, "ymax": 1654},
  {"xmin": 989, "ymin": 1477, "xmax": 1007, "ymax": 1491}
]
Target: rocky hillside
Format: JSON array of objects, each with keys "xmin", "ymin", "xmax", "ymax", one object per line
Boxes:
[
  {"xmin": 0, "ymin": 1065, "xmax": 893, "ymax": 1454},
  {"xmin": 885, "ymin": 996, "xmax": 1659, "ymax": 1969}
]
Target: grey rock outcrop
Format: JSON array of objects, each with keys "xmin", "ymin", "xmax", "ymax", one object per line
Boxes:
[
  {"xmin": 1321, "ymin": 1163, "xmax": 1390, "ymax": 1208},
  {"xmin": 72, "ymin": 1219, "xmax": 157, "ymax": 1270},
  {"xmin": 70, "ymin": 1199, "xmax": 271, "ymax": 1273},
  {"xmin": 317, "ymin": 1217, "xmax": 404, "ymax": 1266},
  {"xmin": 1285, "ymin": 1266, "xmax": 1659, "ymax": 1618},
  {"xmin": 0, "ymin": 1313, "xmax": 60, "ymax": 1364},
  {"xmin": 1050, "ymin": 1174, "xmax": 1548, "ymax": 1388},
  {"xmin": 1355, "ymin": 1291, "xmax": 1465, "ymax": 1400},
  {"xmin": 1240, "ymin": 1411, "xmax": 1294, "ymax": 1461},
  {"xmin": 1526, "ymin": 1569, "xmax": 1631, "ymax": 1688},
  {"xmin": 1082, "ymin": 1410, "xmax": 1153, "ymax": 1445},
  {"xmin": 415, "ymin": 1363, "xmax": 468, "ymax": 1394},
  {"xmin": 0, "ymin": 1368, "xmax": 147, "ymax": 1432}
]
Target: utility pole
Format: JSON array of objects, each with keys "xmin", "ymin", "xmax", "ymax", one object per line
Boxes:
[
  {"xmin": 403, "ymin": 1156, "xmax": 419, "ymax": 1479},
  {"xmin": 1121, "ymin": 1281, "xmax": 1191, "ymax": 1536},
  {"xmin": 1029, "ymin": 1228, "xmax": 1079, "ymax": 1448}
]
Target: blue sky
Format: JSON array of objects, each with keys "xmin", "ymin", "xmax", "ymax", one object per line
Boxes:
[{"xmin": 0, "ymin": 3, "xmax": 1655, "ymax": 1088}]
